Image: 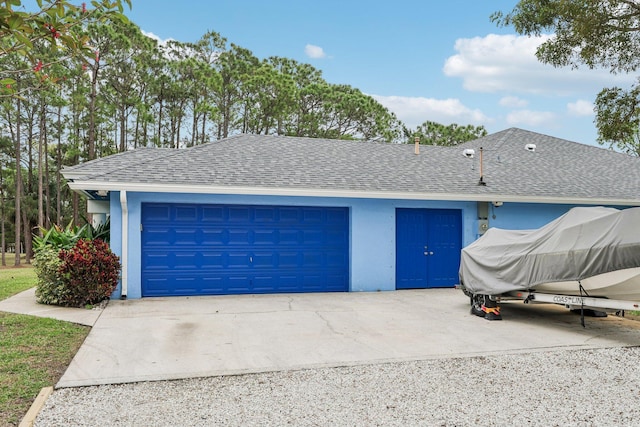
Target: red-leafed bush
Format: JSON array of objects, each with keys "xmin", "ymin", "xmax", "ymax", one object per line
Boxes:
[{"xmin": 57, "ymin": 239, "xmax": 120, "ymax": 307}]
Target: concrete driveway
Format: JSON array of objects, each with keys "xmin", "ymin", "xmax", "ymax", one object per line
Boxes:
[{"xmin": 57, "ymin": 289, "xmax": 640, "ymax": 388}]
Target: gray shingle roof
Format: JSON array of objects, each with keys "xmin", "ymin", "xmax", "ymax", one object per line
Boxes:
[
  {"xmin": 63, "ymin": 147, "xmax": 174, "ymax": 180},
  {"xmin": 63, "ymin": 128, "xmax": 640, "ymax": 204}
]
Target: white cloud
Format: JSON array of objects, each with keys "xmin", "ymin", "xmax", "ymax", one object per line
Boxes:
[
  {"xmin": 499, "ymin": 96, "xmax": 528, "ymax": 108},
  {"xmin": 141, "ymin": 30, "xmax": 175, "ymax": 48},
  {"xmin": 567, "ymin": 99, "xmax": 594, "ymax": 116},
  {"xmin": 305, "ymin": 44, "xmax": 327, "ymax": 59},
  {"xmin": 371, "ymin": 95, "xmax": 491, "ymax": 129},
  {"xmin": 443, "ymin": 34, "xmax": 634, "ymax": 96},
  {"xmin": 506, "ymin": 109, "xmax": 556, "ymax": 127}
]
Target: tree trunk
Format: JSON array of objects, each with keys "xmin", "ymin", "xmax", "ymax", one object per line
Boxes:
[
  {"xmin": 88, "ymin": 63, "xmax": 100, "ymax": 160},
  {"xmin": 14, "ymin": 95, "xmax": 22, "ymax": 266},
  {"xmin": 27, "ymin": 107, "xmax": 35, "ymax": 195},
  {"xmin": 22, "ymin": 209, "xmax": 32, "ymax": 264},
  {"xmin": 44, "ymin": 114, "xmax": 50, "ymax": 229},
  {"xmin": 201, "ymin": 111, "xmax": 206, "ymax": 144},
  {"xmin": 56, "ymin": 105, "xmax": 62, "ymax": 226},
  {"xmin": 142, "ymin": 116, "xmax": 148, "ymax": 148},
  {"xmin": 119, "ymin": 104, "xmax": 126, "ymax": 152},
  {"xmin": 38, "ymin": 101, "xmax": 45, "ymax": 232},
  {"xmin": 1, "ymin": 162, "xmax": 5, "ymax": 267},
  {"xmin": 191, "ymin": 98, "xmax": 198, "ymax": 147},
  {"xmin": 134, "ymin": 109, "xmax": 140, "ymax": 149},
  {"xmin": 157, "ymin": 85, "xmax": 164, "ymax": 147}
]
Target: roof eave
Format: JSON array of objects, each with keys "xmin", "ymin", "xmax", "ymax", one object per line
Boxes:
[{"xmin": 66, "ymin": 181, "xmax": 640, "ymax": 207}]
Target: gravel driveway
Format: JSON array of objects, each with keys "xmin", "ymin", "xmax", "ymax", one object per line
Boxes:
[{"xmin": 36, "ymin": 346, "xmax": 640, "ymax": 426}]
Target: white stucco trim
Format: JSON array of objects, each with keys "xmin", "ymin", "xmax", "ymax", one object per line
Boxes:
[
  {"xmin": 120, "ymin": 190, "xmax": 128, "ymax": 298},
  {"xmin": 67, "ymin": 180, "xmax": 640, "ymax": 206}
]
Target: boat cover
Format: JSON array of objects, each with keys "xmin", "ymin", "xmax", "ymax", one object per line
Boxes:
[{"xmin": 459, "ymin": 206, "xmax": 640, "ymax": 295}]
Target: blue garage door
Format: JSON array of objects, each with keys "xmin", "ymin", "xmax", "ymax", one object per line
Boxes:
[
  {"xmin": 396, "ymin": 208, "xmax": 462, "ymax": 289},
  {"xmin": 141, "ymin": 203, "xmax": 349, "ymax": 296}
]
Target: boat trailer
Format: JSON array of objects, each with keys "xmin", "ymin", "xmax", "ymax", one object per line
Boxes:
[{"xmin": 503, "ymin": 291, "xmax": 640, "ymax": 313}]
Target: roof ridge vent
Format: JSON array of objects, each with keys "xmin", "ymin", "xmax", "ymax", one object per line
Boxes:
[{"xmin": 525, "ymin": 143, "xmax": 536, "ymax": 152}]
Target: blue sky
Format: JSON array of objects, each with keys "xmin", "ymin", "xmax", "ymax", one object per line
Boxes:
[{"xmin": 124, "ymin": 0, "xmax": 635, "ymax": 147}]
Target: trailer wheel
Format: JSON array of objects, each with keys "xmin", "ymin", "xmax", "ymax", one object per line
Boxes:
[{"xmin": 470, "ymin": 294, "xmax": 485, "ymax": 317}]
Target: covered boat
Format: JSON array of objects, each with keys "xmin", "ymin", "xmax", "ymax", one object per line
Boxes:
[{"xmin": 459, "ymin": 206, "xmax": 640, "ymax": 300}]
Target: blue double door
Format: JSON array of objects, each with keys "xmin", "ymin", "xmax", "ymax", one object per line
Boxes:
[
  {"xmin": 141, "ymin": 203, "xmax": 349, "ymax": 297},
  {"xmin": 396, "ymin": 208, "xmax": 462, "ymax": 289}
]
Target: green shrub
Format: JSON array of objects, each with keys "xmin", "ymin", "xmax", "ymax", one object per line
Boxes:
[
  {"xmin": 33, "ymin": 222, "xmax": 86, "ymax": 252},
  {"xmin": 58, "ymin": 239, "xmax": 120, "ymax": 307},
  {"xmin": 34, "ymin": 247, "xmax": 70, "ymax": 305},
  {"xmin": 33, "ymin": 217, "xmax": 111, "ymax": 253},
  {"xmin": 81, "ymin": 215, "xmax": 111, "ymax": 243}
]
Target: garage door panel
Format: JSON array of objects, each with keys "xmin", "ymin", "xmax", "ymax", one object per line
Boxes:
[
  {"xmin": 174, "ymin": 228, "xmax": 199, "ymax": 245},
  {"xmin": 326, "ymin": 229, "xmax": 348, "ymax": 244},
  {"xmin": 254, "ymin": 207, "xmax": 277, "ymax": 222},
  {"xmin": 201, "ymin": 206, "xmax": 225, "ymax": 222},
  {"xmin": 307, "ymin": 252, "xmax": 336, "ymax": 268},
  {"xmin": 173, "ymin": 252, "xmax": 199, "ymax": 269},
  {"xmin": 228, "ymin": 207, "xmax": 250, "ymax": 222},
  {"xmin": 142, "ymin": 203, "xmax": 349, "ymax": 297},
  {"xmin": 175, "ymin": 206, "xmax": 198, "ymax": 222},
  {"xmin": 173, "ymin": 277, "xmax": 197, "ymax": 292},
  {"xmin": 201, "ymin": 252, "xmax": 225, "ymax": 268},
  {"xmin": 302, "ymin": 230, "xmax": 323, "ymax": 245},
  {"xmin": 200, "ymin": 276, "xmax": 224, "ymax": 293},
  {"xmin": 227, "ymin": 252, "xmax": 251, "ymax": 268},
  {"xmin": 252, "ymin": 252, "xmax": 276, "ymax": 267},
  {"xmin": 142, "ymin": 228, "xmax": 172, "ymax": 246},
  {"xmin": 144, "ymin": 277, "xmax": 170, "ymax": 294},
  {"xmin": 302, "ymin": 208, "xmax": 323, "ymax": 222},
  {"xmin": 327, "ymin": 208, "xmax": 348, "ymax": 222},
  {"xmin": 201, "ymin": 229, "xmax": 226, "ymax": 245},
  {"xmin": 144, "ymin": 205, "xmax": 171, "ymax": 221},
  {"xmin": 278, "ymin": 229, "xmax": 300, "ymax": 244},
  {"xmin": 253, "ymin": 229, "xmax": 278, "ymax": 244},
  {"xmin": 227, "ymin": 229, "xmax": 251, "ymax": 245},
  {"xmin": 277, "ymin": 252, "xmax": 299, "ymax": 268},
  {"xmin": 279, "ymin": 207, "xmax": 300, "ymax": 222},
  {"xmin": 227, "ymin": 275, "xmax": 252, "ymax": 293},
  {"xmin": 143, "ymin": 252, "xmax": 171, "ymax": 269},
  {"xmin": 327, "ymin": 252, "xmax": 349, "ymax": 267}
]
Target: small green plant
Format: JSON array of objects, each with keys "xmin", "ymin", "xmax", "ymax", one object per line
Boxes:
[
  {"xmin": 33, "ymin": 217, "xmax": 111, "ymax": 253},
  {"xmin": 33, "ymin": 221, "xmax": 87, "ymax": 252},
  {"xmin": 81, "ymin": 215, "xmax": 111, "ymax": 243}
]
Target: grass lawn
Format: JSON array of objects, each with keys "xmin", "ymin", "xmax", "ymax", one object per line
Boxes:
[
  {"xmin": 0, "ymin": 265, "xmax": 37, "ymax": 300},
  {"xmin": 0, "ymin": 266, "xmax": 90, "ymax": 427}
]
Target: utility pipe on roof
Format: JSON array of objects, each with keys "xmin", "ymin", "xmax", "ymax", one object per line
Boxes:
[{"xmin": 120, "ymin": 190, "xmax": 128, "ymax": 299}]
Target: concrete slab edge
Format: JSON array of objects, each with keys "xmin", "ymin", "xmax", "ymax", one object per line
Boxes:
[
  {"xmin": 56, "ymin": 343, "xmax": 614, "ymax": 389},
  {"xmin": 19, "ymin": 386, "xmax": 53, "ymax": 427}
]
